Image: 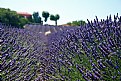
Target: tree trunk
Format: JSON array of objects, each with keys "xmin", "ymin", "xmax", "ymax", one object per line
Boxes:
[{"xmin": 55, "ymin": 20, "xmax": 57, "ymax": 26}]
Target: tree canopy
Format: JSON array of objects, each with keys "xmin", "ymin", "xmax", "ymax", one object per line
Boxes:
[
  {"xmin": 0, "ymin": 8, "xmax": 31, "ymax": 28},
  {"xmin": 0, "ymin": 7, "xmax": 87, "ymax": 27},
  {"xmin": 42, "ymin": 11, "xmax": 50, "ymax": 22},
  {"xmin": 33, "ymin": 12, "xmax": 43, "ymax": 24},
  {"xmin": 50, "ymin": 14, "xmax": 60, "ymax": 26},
  {"xmin": 67, "ymin": 20, "xmax": 86, "ymax": 26}
]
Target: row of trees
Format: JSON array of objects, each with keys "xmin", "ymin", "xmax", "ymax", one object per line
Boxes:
[
  {"xmin": 0, "ymin": 8, "xmax": 29, "ymax": 28},
  {"xmin": 67, "ymin": 20, "xmax": 86, "ymax": 26},
  {"xmin": 0, "ymin": 8, "xmax": 60, "ymax": 28},
  {"xmin": 0, "ymin": 7, "xmax": 86, "ymax": 27},
  {"xmin": 42, "ymin": 11, "xmax": 60, "ymax": 26},
  {"xmin": 31, "ymin": 12, "xmax": 87, "ymax": 26},
  {"xmin": 32, "ymin": 11, "xmax": 60, "ymax": 26}
]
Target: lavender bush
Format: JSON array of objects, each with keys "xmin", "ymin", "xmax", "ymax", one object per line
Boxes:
[
  {"xmin": 46, "ymin": 14, "xmax": 121, "ymax": 81},
  {"xmin": 0, "ymin": 14, "xmax": 121, "ymax": 81}
]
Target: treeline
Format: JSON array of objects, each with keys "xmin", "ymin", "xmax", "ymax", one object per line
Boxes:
[
  {"xmin": 0, "ymin": 8, "xmax": 60, "ymax": 28},
  {"xmin": 27, "ymin": 11, "xmax": 60, "ymax": 26},
  {"xmin": 0, "ymin": 8, "xmax": 29, "ymax": 28},
  {"xmin": 0, "ymin": 7, "xmax": 86, "ymax": 28},
  {"xmin": 66, "ymin": 20, "xmax": 86, "ymax": 26}
]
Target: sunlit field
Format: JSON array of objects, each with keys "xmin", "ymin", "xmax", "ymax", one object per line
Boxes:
[{"xmin": 1, "ymin": 14, "xmax": 121, "ymax": 81}]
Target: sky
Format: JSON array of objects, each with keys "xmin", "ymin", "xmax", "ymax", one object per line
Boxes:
[{"xmin": 0, "ymin": 0, "xmax": 121, "ymax": 25}]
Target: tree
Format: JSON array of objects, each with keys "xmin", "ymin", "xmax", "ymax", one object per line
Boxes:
[
  {"xmin": 79, "ymin": 20, "xmax": 86, "ymax": 26},
  {"xmin": 67, "ymin": 22, "xmax": 71, "ymax": 26},
  {"xmin": 0, "ymin": 8, "xmax": 25, "ymax": 28},
  {"xmin": 19, "ymin": 17, "xmax": 29, "ymax": 27},
  {"xmin": 42, "ymin": 11, "xmax": 49, "ymax": 22},
  {"xmin": 33, "ymin": 12, "xmax": 39, "ymax": 23},
  {"xmin": 72, "ymin": 21, "xmax": 79, "ymax": 26},
  {"xmin": 50, "ymin": 14, "xmax": 55, "ymax": 21},
  {"xmin": 50, "ymin": 14, "xmax": 60, "ymax": 26},
  {"xmin": 66, "ymin": 20, "xmax": 86, "ymax": 26},
  {"xmin": 55, "ymin": 14, "xmax": 60, "ymax": 26},
  {"xmin": 27, "ymin": 16, "xmax": 33, "ymax": 23},
  {"xmin": 32, "ymin": 12, "xmax": 42, "ymax": 24}
]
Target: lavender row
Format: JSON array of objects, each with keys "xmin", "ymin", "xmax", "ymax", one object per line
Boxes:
[
  {"xmin": 24, "ymin": 24, "xmax": 79, "ymax": 35},
  {"xmin": 0, "ymin": 25, "xmax": 48, "ymax": 81},
  {"xmin": 1, "ymin": 14, "xmax": 121, "ymax": 81},
  {"xmin": 44, "ymin": 14, "xmax": 121, "ymax": 80}
]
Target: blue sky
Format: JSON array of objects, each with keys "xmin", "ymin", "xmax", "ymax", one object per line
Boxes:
[{"xmin": 0, "ymin": 0, "xmax": 121, "ymax": 25}]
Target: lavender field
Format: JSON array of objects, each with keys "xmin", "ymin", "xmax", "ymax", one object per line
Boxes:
[{"xmin": 1, "ymin": 14, "xmax": 121, "ymax": 81}]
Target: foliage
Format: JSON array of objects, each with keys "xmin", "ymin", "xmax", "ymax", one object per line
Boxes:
[
  {"xmin": 27, "ymin": 16, "xmax": 33, "ymax": 23},
  {"xmin": 0, "ymin": 8, "xmax": 30, "ymax": 28},
  {"xmin": 67, "ymin": 20, "xmax": 86, "ymax": 26},
  {"xmin": 50, "ymin": 14, "xmax": 55, "ymax": 21},
  {"xmin": 42, "ymin": 11, "xmax": 50, "ymax": 22},
  {"xmin": 19, "ymin": 18, "xmax": 29, "ymax": 27},
  {"xmin": 67, "ymin": 22, "xmax": 71, "ymax": 26},
  {"xmin": 50, "ymin": 14, "xmax": 60, "ymax": 26},
  {"xmin": 32, "ymin": 12, "xmax": 43, "ymax": 24}
]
